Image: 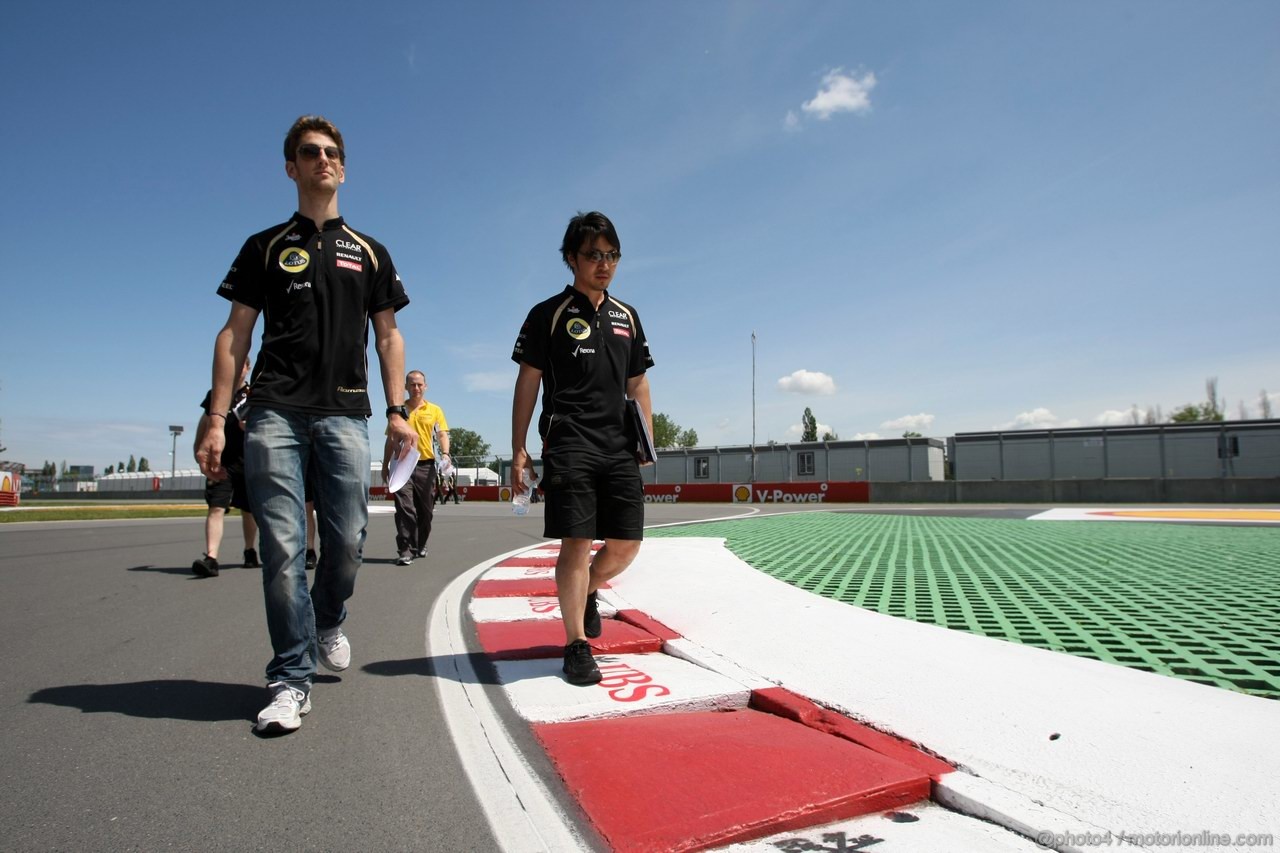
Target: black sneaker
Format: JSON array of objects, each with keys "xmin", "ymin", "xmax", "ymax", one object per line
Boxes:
[
  {"xmin": 243, "ymin": 548, "xmax": 260, "ymax": 568},
  {"xmin": 584, "ymin": 591, "xmax": 602, "ymax": 639},
  {"xmin": 413, "ymin": 548, "xmax": 428, "ymax": 559},
  {"xmin": 305, "ymin": 549, "xmax": 317, "ymax": 571},
  {"xmin": 192, "ymin": 555, "xmax": 219, "ymax": 577},
  {"xmin": 562, "ymin": 639, "xmax": 602, "ymax": 685}
]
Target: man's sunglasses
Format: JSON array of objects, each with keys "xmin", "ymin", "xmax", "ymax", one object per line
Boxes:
[
  {"xmin": 579, "ymin": 250, "xmax": 622, "ymax": 265},
  {"xmin": 297, "ymin": 144, "xmax": 343, "ymax": 162}
]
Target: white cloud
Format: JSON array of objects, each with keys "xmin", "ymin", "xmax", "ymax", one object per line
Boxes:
[
  {"xmin": 1095, "ymin": 408, "xmax": 1148, "ymax": 426},
  {"xmin": 786, "ymin": 421, "xmax": 836, "ymax": 440},
  {"xmin": 994, "ymin": 408, "xmax": 1082, "ymax": 431},
  {"xmin": 881, "ymin": 413, "xmax": 935, "ymax": 433},
  {"xmin": 777, "ymin": 369, "xmax": 837, "ymax": 395},
  {"xmin": 463, "ymin": 371, "xmax": 512, "ymax": 393},
  {"xmin": 850, "ymin": 431, "xmax": 882, "ymax": 441},
  {"xmin": 801, "ymin": 68, "xmax": 876, "ymax": 120},
  {"xmin": 783, "ymin": 110, "xmax": 801, "ymax": 132}
]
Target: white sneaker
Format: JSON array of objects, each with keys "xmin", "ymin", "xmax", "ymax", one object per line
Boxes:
[
  {"xmin": 256, "ymin": 683, "xmax": 311, "ymax": 733},
  {"xmin": 318, "ymin": 627, "xmax": 351, "ymax": 671}
]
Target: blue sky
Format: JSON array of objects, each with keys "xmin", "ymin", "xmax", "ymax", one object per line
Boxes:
[{"xmin": 2, "ymin": 1, "xmax": 1277, "ymax": 472}]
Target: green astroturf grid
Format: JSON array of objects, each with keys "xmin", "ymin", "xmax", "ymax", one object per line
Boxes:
[{"xmin": 649, "ymin": 513, "xmax": 1280, "ymax": 699}]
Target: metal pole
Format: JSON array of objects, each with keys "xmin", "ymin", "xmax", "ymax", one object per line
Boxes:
[
  {"xmin": 168, "ymin": 425, "xmax": 185, "ymax": 484},
  {"xmin": 751, "ymin": 331, "xmax": 757, "ymax": 483}
]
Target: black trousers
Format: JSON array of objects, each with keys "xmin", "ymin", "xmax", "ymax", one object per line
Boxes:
[{"xmin": 393, "ymin": 459, "xmax": 437, "ymax": 555}]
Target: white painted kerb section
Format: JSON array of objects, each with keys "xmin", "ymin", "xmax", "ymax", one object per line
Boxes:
[
  {"xmin": 495, "ymin": 652, "xmax": 750, "ymax": 723},
  {"xmin": 610, "ymin": 538, "xmax": 1280, "ymax": 841}
]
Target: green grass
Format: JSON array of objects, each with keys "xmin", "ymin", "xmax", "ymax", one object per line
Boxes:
[{"xmin": 1, "ymin": 504, "xmax": 220, "ymax": 523}]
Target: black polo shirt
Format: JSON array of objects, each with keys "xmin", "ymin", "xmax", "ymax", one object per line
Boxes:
[
  {"xmin": 217, "ymin": 213, "xmax": 409, "ymax": 417},
  {"xmin": 512, "ymin": 285, "xmax": 654, "ymax": 454}
]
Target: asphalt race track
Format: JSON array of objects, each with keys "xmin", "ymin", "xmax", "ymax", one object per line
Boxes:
[
  {"xmin": 0, "ymin": 501, "xmax": 749, "ymax": 851},
  {"xmin": 10, "ymin": 500, "xmax": 1271, "ymax": 850}
]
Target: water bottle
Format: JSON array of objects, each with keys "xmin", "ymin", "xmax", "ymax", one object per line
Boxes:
[{"xmin": 512, "ymin": 475, "xmax": 536, "ymax": 515}]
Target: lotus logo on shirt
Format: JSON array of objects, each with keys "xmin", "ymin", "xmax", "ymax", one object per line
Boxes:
[
  {"xmin": 278, "ymin": 247, "xmax": 310, "ymax": 273},
  {"xmin": 566, "ymin": 317, "xmax": 591, "ymax": 340}
]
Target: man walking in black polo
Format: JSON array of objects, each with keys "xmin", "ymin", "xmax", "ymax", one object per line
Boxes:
[{"xmin": 511, "ymin": 211, "xmax": 655, "ymax": 685}]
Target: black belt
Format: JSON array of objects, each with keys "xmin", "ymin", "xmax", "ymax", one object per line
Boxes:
[{"xmin": 416, "ymin": 459, "xmax": 436, "ymax": 466}]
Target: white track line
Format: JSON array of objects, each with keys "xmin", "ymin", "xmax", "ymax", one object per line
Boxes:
[{"xmin": 427, "ymin": 545, "xmax": 588, "ymax": 852}]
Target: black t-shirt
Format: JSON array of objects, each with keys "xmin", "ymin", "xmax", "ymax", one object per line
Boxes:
[
  {"xmin": 200, "ymin": 384, "xmax": 250, "ymax": 471},
  {"xmin": 512, "ymin": 285, "xmax": 654, "ymax": 454},
  {"xmin": 218, "ymin": 213, "xmax": 409, "ymax": 416}
]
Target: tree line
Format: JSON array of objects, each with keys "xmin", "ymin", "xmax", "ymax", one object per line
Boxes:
[
  {"xmin": 41, "ymin": 456, "xmax": 153, "ymax": 478},
  {"xmin": 1132, "ymin": 378, "xmax": 1272, "ymax": 425},
  {"xmin": 101, "ymin": 455, "xmax": 151, "ymax": 475}
]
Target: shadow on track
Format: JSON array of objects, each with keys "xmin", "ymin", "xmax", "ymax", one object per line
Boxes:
[
  {"xmin": 126, "ymin": 564, "xmax": 263, "ymax": 576},
  {"xmin": 363, "ymin": 653, "xmax": 501, "ymax": 685},
  {"xmin": 29, "ymin": 679, "xmax": 263, "ymax": 721}
]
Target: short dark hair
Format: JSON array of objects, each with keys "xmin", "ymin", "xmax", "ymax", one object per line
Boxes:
[
  {"xmin": 559, "ymin": 211, "xmax": 620, "ymax": 271},
  {"xmin": 283, "ymin": 115, "xmax": 346, "ymax": 163}
]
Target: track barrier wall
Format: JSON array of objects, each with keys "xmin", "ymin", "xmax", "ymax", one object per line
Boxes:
[{"xmin": 26, "ymin": 478, "xmax": 1276, "ymax": 504}]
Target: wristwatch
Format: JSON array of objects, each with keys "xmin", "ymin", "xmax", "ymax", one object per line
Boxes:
[{"xmin": 386, "ymin": 405, "xmax": 409, "ymax": 420}]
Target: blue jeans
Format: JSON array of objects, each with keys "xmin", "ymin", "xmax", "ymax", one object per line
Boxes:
[{"xmin": 244, "ymin": 408, "xmax": 370, "ymax": 690}]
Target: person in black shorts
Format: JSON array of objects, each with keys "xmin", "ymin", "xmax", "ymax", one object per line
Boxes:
[
  {"xmin": 192, "ymin": 357, "xmax": 258, "ymax": 577},
  {"xmin": 511, "ymin": 211, "xmax": 655, "ymax": 685}
]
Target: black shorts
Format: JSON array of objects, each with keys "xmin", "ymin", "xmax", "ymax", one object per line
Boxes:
[
  {"xmin": 542, "ymin": 449, "xmax": 643, "ymax": 541},
  {"xmin": 204, "ymin": 470, "xmax": 250, "ymax": 512}
]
